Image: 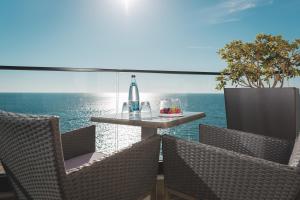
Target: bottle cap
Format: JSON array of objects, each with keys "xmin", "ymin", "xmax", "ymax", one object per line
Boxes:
[{"xmin": 132, "ymin": 75, "xmax": 136, "ymax": 78}]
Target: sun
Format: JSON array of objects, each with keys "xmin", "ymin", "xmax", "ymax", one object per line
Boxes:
[
  {"xmin": 123, "ymin": 0, "xmax": 133, "ymax": 15},
  {"xmin": 124, "ymin": 0, "xmax": 129, "ymax": 13}
]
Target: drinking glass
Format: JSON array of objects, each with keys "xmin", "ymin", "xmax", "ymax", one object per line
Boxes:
[
  {"xmin": 159, "ymin": 99, "xmax": 171, "ymax": 114},
  {"xmin": 121, "ymin": 102, "xmax": 129, "ymax": 117},
  {"xmin": 141, "ymin": 101, "xmax": 152, "ymax": 118},
  {"xmin": 171, "ymin": 98, "xmax": 183, "ymax": 115},
  {"xmin": 160, "ymin": 98, "xmax": 183, "ymax": 116}
]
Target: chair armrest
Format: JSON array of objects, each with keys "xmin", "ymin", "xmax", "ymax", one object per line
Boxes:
[
  {"xmin": 199, "ymin": 124, "xmax": 293, "ymax": 164},
  {"xmin": 65, "ymin": 135, "xmax": 161, "ymax": 200},
  {"xmin": 163, "ymin": 135, "xmax": 300, "ymax": 200},
  {"xmin": 61, "ymin": 125, "xmax": 96, "ymax": 160}
]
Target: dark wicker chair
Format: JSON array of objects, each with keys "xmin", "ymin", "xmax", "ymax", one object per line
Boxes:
[
  {"xmin": 162, "ymin": 125, "xmax": 300, "ymax": 200},
  {"xmin": 0, "ymin": 111, "xmax": 161, "ymax": 200}
]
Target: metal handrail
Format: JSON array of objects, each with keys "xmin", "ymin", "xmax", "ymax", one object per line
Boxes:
[{"xmin": 0, "ymin": 65, "xmax": 222, "ymax": 75}]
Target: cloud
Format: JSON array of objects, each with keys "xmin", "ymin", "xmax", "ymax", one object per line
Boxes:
[
  {"xmin": 226, "ymin": 0, "xmax": 257, "ymax": 13},
  {"xmin": 201, "ymin": 0, "xmax": 273, "ymax": 24}
]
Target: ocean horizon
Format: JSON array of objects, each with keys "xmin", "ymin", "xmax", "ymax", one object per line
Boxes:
[{"xmin": 0, "ymin": 92, "xmax": 226, "ymax": 153}]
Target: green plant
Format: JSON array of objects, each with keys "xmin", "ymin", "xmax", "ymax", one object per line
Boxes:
[{"xmin": 216, "ymin": 34, "xmax": 300, "ymax": 90}]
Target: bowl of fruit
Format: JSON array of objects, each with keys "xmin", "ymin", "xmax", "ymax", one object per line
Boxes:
[{"xmin": 159, "ymin": 98, "xmax": 183, "ymax": 117}]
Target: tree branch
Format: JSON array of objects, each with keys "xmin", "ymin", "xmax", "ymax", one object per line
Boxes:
[
  {"xmin": 259, "ymin": 78, "xmax": 265, "ymax": 88},
  {"xmin": 240, "ymin": 77, "xmax": 252, "ymax": 88},
  {"xmin": 266, "ymin": 78, "xmax": 271, "ymax": 88},
  {"xmin": 280, "ymin": 78, "xmax": 284, "ymax": 88},
  {"xmin": 245, "ymin": 75, "xmax": 253, "ymax": 88},
  {"xmin": 271, "ymin": 77, "xmax": 278, "ymax": 88}
]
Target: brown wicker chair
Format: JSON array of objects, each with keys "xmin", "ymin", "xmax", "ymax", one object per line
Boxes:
[
  {"xmin": 0, "ymin": 111, "xmax": 161, "ymax": 200},
  {"xmin": 162, "ymin": 125, "xmax": 300, "ymax": 200}
]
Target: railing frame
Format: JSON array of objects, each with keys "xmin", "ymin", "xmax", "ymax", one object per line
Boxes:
[{"xmin": 0, "ymin": 65, "xmax": 222, "ymax": 75}]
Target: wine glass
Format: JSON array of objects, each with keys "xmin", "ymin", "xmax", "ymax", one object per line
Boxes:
[{"xmin": 141, "ymin": 101, "xmax": 152, "ymax": 119}]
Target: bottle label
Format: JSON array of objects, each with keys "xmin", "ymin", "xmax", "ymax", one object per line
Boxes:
[{"xmin": 129, "ymin": 101, "xmax": 139, "ymax": 112}]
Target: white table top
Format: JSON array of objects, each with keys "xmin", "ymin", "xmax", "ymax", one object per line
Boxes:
[{"xmin": 91, "ymin": 112, "xmax": 206, "ymax": 129}]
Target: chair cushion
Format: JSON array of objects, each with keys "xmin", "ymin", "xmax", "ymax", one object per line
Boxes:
[
  {"xmin": 288, "ymin": 136, "xmax": 300, "ymax": 167},
  {"xmin": 64, "ymin": 152, "xmax": 106, "ymax": 171}
]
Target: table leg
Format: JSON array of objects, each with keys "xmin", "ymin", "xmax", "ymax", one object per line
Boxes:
[{"xmin": 141, "ymin": 127, "xmax": 157, "ymax": 139}]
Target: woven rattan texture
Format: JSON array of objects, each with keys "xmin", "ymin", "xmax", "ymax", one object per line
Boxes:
[
  {"xmin": 200, "ymin": 125, "xmax": 293, "ymax": 164},
  {"xmin": 61, "ymin": 125, "xmax": 96, "ymax": 160},
  {"xmin": 0, "ymin": 111, "xmax": 65, "ymax": 200},
  {"xmin": 65, "ymin": 134, "xmax": 161, "ymax": 200},
  {"xmin": 0, "ymin": 111, "xmax": 161, "ymax": 200},
  {"xmin": 162, "ymin": 135, "xmax": 300, "ymax": 200}
]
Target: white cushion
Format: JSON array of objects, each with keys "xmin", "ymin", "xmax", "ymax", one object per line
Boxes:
[
  {"xmin": 64, "ymin": 152, "xmax": 106, "ymax": 171},
  {"xmin": 289, "ymin": 136, "xmax": 300, "ymax": 167}
]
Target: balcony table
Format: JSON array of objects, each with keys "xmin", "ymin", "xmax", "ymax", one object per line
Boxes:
[{"xmin": 91, "ymin": 112, "xmax": 206, "ymax": 139}]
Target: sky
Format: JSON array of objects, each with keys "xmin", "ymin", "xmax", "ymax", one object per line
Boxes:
[{"xmin": 0, "ymin": 0, "xmax": 300, "ymax": 93}]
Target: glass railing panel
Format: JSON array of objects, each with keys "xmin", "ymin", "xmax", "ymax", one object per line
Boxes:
[
  {"xmin": 0, "ymin": 70, "xmax": 119, "ymax": 154},
  {"xmin": 2, "ymin": 67, "xmax": 300, "ymax": 158},
  {"xmin": 117, "ymin": 73, "xmax": 226, "ymax": 145}
]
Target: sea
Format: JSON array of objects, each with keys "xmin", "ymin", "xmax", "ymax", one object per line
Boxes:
[{"xmin": 0, "ymin": 93, "xmax": 226, "ymax": 153}]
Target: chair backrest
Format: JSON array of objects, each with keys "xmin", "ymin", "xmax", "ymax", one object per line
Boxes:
[
  {"xmin": 0, "ymin": 111, "xmax": 66, "ymax": 200},
  {"xmin": 289, "ymin": 135, "xmax": 300, "ymax": 167},
  {"xmin": 200, "ymin": 124, "xmax": 293, "ymax": 164},
  {"xmin": 225, "ymin": 88, "xmax": 300, "ymax": 141}
]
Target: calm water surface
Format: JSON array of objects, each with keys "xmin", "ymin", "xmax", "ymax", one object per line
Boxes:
[{"xmin": 0, "ymin": 93, "xmax": 226, "ymax": 153}]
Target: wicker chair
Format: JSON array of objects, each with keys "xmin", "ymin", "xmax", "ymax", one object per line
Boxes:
[
  {"xmin": 162, "ymin": 125, "xmax": 300, "ymax": 200},
  {"xmin": 0, "ymin": 111, "xmax": 161, "ymax": 200}
]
